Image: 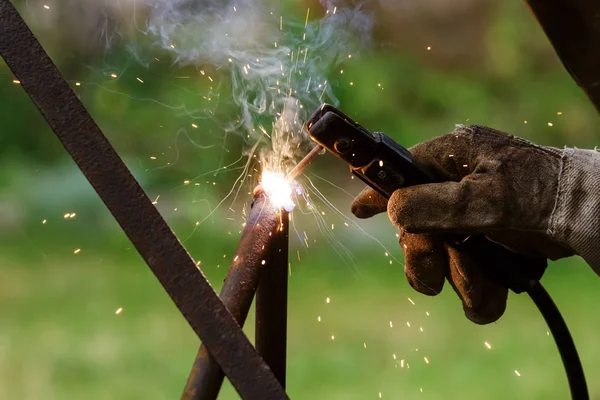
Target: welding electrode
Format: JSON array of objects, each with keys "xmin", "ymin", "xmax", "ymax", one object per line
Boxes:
[{"xmin": 285, "ymin": 144, "xmax": 324, "ymax": 181}]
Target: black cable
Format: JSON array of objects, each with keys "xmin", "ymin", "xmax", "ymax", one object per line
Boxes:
[{"xmin": 528, "ymin": 282, "xmax": 589, "ymax": 400}]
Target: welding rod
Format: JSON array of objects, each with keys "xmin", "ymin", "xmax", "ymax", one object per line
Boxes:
[{"xmin": 285, "ymin": 144, "xmax": 324, "ymax": 181}]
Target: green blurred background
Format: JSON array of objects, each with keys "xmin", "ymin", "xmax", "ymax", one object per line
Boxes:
[{"xmin": 1, "ymin": 0, "xmax": 600, "ymax": 399}]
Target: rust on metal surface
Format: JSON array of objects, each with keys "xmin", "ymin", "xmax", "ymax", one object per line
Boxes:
[
  {"xmin": 256, "ymin": 209, "xmax": 290, "ymax": 387},
  {"xmin": 0, "ymin": 2, "xmax": 287, "ymax": 398},
  {"xmin": 182, "ymin": 190, "xmax": 286, "ymax": 399}
]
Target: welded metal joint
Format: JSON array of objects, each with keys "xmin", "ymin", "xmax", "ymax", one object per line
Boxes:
[{"xmin": 183, "ymin": 190, "xmax": 289, "ymax": 399}]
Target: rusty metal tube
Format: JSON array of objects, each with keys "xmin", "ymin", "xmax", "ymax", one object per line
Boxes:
[
  {"xmin": 182, "ymin": 190, "xmax": 286, "ymax": 400},
  {"xmin": 255, "ymin": 210, "xmax": 290, "ymax": 388}
]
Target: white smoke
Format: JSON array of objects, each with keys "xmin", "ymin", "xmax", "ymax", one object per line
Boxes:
[{"xmin": 136, "ymin": 0, "xmax": 374, "ymax": 173}]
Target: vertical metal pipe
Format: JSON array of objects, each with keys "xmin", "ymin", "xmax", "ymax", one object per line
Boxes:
[
  {"xmin": 182, "ymin": 191, "xmax": 285, "ymax": 399},
  {"xmin": 255, "ymin": 210, "xmax": 290, "ymax": 388}
]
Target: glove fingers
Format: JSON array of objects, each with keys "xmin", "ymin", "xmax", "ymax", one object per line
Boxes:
[
  {"xmin": 401, "ymin": 231, "xmax": 446, "ymax": 296},
  {"xmin": 445, "ymin": 238, "xmax": 508, "ymax": 325},
  {"xmin": 351, "ymin": 187, "xmax": 388, "ymax": 218},
  {"xmin": 388, "ymin": 175, "xmax": 505, "ymax": 234}
]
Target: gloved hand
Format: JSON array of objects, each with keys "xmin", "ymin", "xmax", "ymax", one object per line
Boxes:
[{"xmin": 351, "ymin": 125, "xmax": 595, "ymax": 324}]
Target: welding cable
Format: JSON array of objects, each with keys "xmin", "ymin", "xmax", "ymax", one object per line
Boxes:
[{"xmin": 527, "ymin": 282, "xmax": 588, "ymax": 400}]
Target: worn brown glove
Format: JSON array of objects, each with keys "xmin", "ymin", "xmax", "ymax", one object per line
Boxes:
[{"xmin": 351, "ymin": 125, "xmax": 579, "ymax": 324}]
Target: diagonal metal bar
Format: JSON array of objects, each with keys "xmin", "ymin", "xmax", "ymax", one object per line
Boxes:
[{"xmin": 0, "ymin": 1, "xmax": 288, "ymax": 398}]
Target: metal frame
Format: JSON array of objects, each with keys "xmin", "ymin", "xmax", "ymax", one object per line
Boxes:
[
  {"xmin": 2, "ymin": 0, "xmax": 599, "ymax": 398},
  {"xmin": 0, "ymin": 1, "xmax": 290, "ymax": 399}
]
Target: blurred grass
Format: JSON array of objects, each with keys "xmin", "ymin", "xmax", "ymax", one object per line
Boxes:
[
  {"xmin": 1, "ymin": 0, "xmax": 600, "ymax": 399},
  {"xmin": 1, "ymin": 215, "xmax": 599, "ymax": 399}
]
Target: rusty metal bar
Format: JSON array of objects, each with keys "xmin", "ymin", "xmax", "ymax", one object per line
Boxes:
[
  {"xmin": 182, "ymin": 190, "xmax": 285, "ymax": 399},
  {"xmin": 525, "ymin": 0, "xmax": 600, "ymax": 112},
  {"xmin": 0, "ymin": 2, "xmax": 288, "ymax": 398},
  {"xmin": 256, "ymin": 210, "xmax": 290, "ymax": 387}
]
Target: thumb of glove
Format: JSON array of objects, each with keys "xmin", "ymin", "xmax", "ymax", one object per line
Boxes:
[{"xmin": 351, "ymin": 187, "xmax": 388, "ymax": 218}]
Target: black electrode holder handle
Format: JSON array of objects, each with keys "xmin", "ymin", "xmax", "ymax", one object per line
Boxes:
[{"xmin": 307, "ymin": 104, "xmax": 588, "ymax": 399}]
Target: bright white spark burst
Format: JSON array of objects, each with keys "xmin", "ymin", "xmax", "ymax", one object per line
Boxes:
[
  {"xmin": 84, "ymin": 8, "xmax": 416, "ymax": 388},
  {"xmin": 260, "ymin": 171, "xmax": 295, "ymax": 211}
]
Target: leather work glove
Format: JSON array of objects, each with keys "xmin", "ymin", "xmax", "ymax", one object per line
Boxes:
[{"xmin": 351, "ymin": 125, "xmax": 600, "ymax": 324}]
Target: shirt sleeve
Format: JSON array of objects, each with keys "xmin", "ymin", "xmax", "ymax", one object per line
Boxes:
[{"xmin": 549, "ymin": 147, "xmax": 600, "ymax": 275}]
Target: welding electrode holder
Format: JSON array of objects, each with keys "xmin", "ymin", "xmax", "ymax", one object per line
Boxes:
[
  {"xmin": 307, "ymin": 104, "xmax": 434, "ymax": 199},
  {"xmin": 306, "ymin": 104, "xmax": 588, "ymax": 399}
]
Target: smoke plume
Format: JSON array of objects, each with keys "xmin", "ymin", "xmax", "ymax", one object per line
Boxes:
[{"xmin": 136, "ymin": 0, "xmax": 373, "ymax": 173}]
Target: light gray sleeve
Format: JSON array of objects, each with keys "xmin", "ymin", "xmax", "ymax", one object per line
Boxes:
[{"xmin": 549, "ymin": 147, "xmax": 600, "ymax": 275}]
